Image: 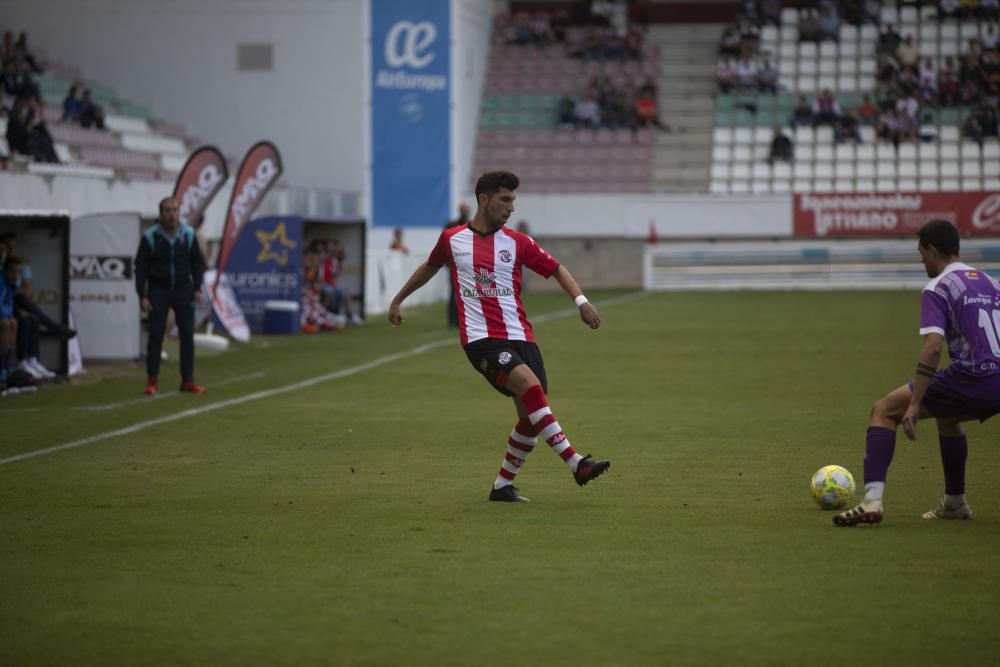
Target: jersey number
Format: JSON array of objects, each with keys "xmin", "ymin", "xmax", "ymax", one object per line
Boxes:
[{"xmin": 977, "ymin": 308, "xmax": 1000, "ymax": 356}]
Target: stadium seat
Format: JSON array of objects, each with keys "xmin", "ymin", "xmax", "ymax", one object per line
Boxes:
[
  {"xmin": 919, "ymin": 178, "xmax": 940, "ymax": 192},
  {"xmin": 940, "ymin": 178, "xmax": 960, "ymax": 191},
  {"xmin": 711, "ymin": 164, "xmax": 730, "ymax": 181},
  {"xmin": 962, "ymin": 178, "xmax": 982, "ymax": 191},
  {"xmin": 985, "ymin": 160, "xmax": 1000, "ymax": 178},
  {"xmin": 918, "ymin": 143, "xmax": 938, "ymax": 160},
  {"xmin": 856, "ymin": 162, "xmax": 876, "ymax": 179},
  {"xmin": 961, "ymin": 161, "xmax": 981, "ymax": 178},
  {"xmin": 733, "ymin": 128, "xmax": 753, "ymax": 144},
  {"xmin": 898, "ymin": 178, "xmax": 918, "ymax": 191},
  {"xmin": 876, "ymin": 161, "xmax": 897, "ymax": 178},
  {"xmin": 796, "ymin": 144, "xmax": 814, "ymax": 162},
  {"xmin": 940, "ymin": 143, "xmax": 959, "ymax": 160},
  {"xmin": 730, "ymin": 180, "xmax": 750, "ymax": 193},
  {"xmin": 772, "ymin": 180, "xmax": 791, "ymax": 193},
  {"xmin": 898, "ymin": 161, "xmax": 918, "ymax": 178},
  {"xmin": 792, "ymin": 179, "xmax": 811, "ymax": 193},
  {"xmin": 855, "ymin": 178, "xmax": 875, "ymax": 192},
  {"xmin": 984, "ymin": 143, "xmax": 1000, "ymax": 161},
  {"xmin": 834, "ymin": 144, "xmax": 855, "ymax": 161},
  {"xmin": 876, "ymin": 179, "xmax": 896, "ymax": 192},
  {"xmin": 816, "ymin": 127, "xmax": 834, "ymax": 144},
  {"xmin": 940, "ymin": 161, "xmax": 960, "ymax": 179},
  {"xmin": 710, "ymin": 180, "xmax": 728, "ymax": 194},
  {"xmin": 814, "ymin": 178, "xmax": 834, "ymax": 191},
  {"xmin": 898, "ymin": 144, "xmax": 917, "ymax": 160},
  {"xmin": 732, "ymin": 145, "xmax": 752, "ymax": 161},
  {"xmin": 856, "ymin": 144, "xmax": 875, "ymax": 161},
  {"xmin": 794, "ymin": 162, "xmax": 814, "ymax": 179}
]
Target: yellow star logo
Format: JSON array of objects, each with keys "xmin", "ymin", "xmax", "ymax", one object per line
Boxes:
[{"xmin": 255, "ymin": 222, "xmax": 297, "ymax": 267}]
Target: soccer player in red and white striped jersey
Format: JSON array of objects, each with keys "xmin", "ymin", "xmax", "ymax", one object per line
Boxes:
[{"xmin": 388, "ymin": 171, "xmax": 611, "ymax": 502}]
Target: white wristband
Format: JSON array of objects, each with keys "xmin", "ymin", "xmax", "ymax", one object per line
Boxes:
[{"xmin": 574, "ymin": 295, "xmax": 589, "ymax": 307}]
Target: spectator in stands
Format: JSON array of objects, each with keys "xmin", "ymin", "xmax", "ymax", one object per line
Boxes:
[
  {"xmin": 62, "ymin": 83, "xmax": 82, "ymax": 121},
  {"xmin": 717, "ymin": 58, "xmax": 737, "ymax": 93},
  {"xmin": 735, "ymin": 57, "xmax": 758, "ymax": 90},
  {"xmin": 757, "ymin": 59, "xmax": 778, "ymax": 93},
  {"xmin": 767, "ymin": 125, "xmax": 793, "ymax": 164},
  {"xmin": 817, "ymin": 5, "xmax": 841, "ymax": 42},
  {"xmin": 939, "ymin": 56, "xmax": 962, "ymax": 106},
  {"xmin": 78, "ymin": 89, "xmax": 105, "ymax": 130},
  {"xmin": 623, "ymin": 24, "xmax": 645, "ymax": 60},
  {"xmin": 549, "ymin": 10, "xmax": 571, "ymax": 42},
  {"xmin": 760, "ymin": 0, "xmax": 781, "ymax": 25},
  {"xmin": 812, "ymin": 89, "xmax": 841, "ymax": 126},
  {"xmin": 635, "ymin": 89, "xmax": 670, "ymax": 131},
  {"xmin": 573, "ymin": 93, "xmax": 601, "ymax": 128},
  {"xmin": 6, "ymin": 98, "xmax": 58, "ymax": 163},
  {"xmin": 918, "ymin": 57, "xmax": 939, "ymax": 103},
  {"xmin": 894, "ymin": 107, "xmax": 918, "ymax": 143},
  {"xmin": 834, "ymin": 109, "xmax": 863, "ymax": 143},
  {"xmin": 963, "ymin": 106, "xmax": 986, "ymax": 145},
  {"xmin": 719, "ymin": 26, "xmax": 742, "ymax": 57},
  {"xmin": 876, "ymin": 108, "xmax": 899, "ymax": 144},
  {"xmin": 938, "ymin": 0, "xmax": 962, "ymax": 20},
  {"xmin": 896, "ymin": 35, "xmax": 920, "ymax": 70},
  {"xmin": 389, "ymin": 228, "xmax": 409, "ymax": 255},
  {"xmin": 857, "ymin": 94, "xmax": 879, "ymax": 124},
  {"xmin": 859, "ymin": 0, "xmax": 881, "ymax": 25},
  {"xmin": 896, "ymin": 92, "xmax": 920, "ymax": 123},
  {"xmin": 1, "ymin": 31, "xmax": 14, "ymax": 66},
  {"xmin": 738, "ymin": 0, "xmax": 761, "ymax": 25},
  {"xmin": 982, "ymin": 23, "xmax": 999, "ymax": 51},
  {"xmin": 878, "ymin": 23, "xmax": 902, "ymax": 55},
  {"xmin": 981, "ymin": 104, "xmax": 999, "ymax": 138},
  {"xmin": 14, "ymin": 33, "xmax": 43, "ymax": 74},
  {"xmin": 556, "ymin": 94, "xmax": 576, "ymax": 128},
  {"xmin": 799, "ymin": 9, "xmax": 822, "ymax": 42},
  {"xmin": 980, "ymin": 0, "xmax": 1000, "ymax": 20},
  {"xmin": 876, "ymin": 52, "xmax": 900, "ymax": 95},
  {"xmin": 790, "ymin": 95, "xmax": 814, "ymax": 126}
]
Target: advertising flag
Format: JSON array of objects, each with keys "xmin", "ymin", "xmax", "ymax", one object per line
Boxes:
[
  {"xmin": 171, "ymin": 145, "xmax": 228, "ymax": 229},
  {"xmin": 216, "ymin": 141, "xmax": 283, "ymax": 274}
]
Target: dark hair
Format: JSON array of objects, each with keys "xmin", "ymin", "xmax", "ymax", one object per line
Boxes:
[
  {"xmin": 475, "ymin": 171, "xmax": 519, "ymax": 198},
  {"xmin": 917, "ymin": 219, "xmax": 960, "ymax": 257},
  {"xmin": 4, "ymin": 255, "xmax": 23, "ymax": 270}
]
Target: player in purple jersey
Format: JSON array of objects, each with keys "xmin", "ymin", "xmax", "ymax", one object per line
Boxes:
[{"xmin": 835, "ymin": 220, "xmax": 1000, "ymax": 526}]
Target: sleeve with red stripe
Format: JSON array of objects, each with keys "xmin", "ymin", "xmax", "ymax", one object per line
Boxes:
[{"xmin": 427, "ymin": 229, "xmax": 453, "ymax": 268}]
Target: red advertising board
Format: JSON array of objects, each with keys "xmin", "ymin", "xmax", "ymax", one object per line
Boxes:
[{"xmin": 793, "ymin": 191, "xmax": 1000, "ymax": 237}]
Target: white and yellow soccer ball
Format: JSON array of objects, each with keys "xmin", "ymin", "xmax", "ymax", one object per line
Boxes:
[{"xmin": 809, "ymin": 465, "xmax": 856, "ymax": 509}]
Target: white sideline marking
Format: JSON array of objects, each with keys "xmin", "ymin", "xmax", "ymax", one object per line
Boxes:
[
  {"xmin": 0, "ymin": 292, "xmax": 645, "ymax": 466},
  {"xmin": 71, "ymin": 371, "xmax": 267, "ymax": 412}
]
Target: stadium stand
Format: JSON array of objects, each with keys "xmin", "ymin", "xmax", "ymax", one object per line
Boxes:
[
  {"xmin": 2, "ymin": 33, "xmax": 202, "ymax": 183},
  {"xmin": 710, "ymin": 2, "xmax": 1000, "ymax": 195}
]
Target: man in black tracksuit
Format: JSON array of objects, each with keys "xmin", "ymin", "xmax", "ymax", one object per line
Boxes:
[{"xmin": 134, "ymin": 197, "xmax": 207, "ymax": 394}]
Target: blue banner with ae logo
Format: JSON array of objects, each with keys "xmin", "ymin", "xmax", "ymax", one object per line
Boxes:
[
  {"xmin": 221, "ymin": 216, "xmax": 302, "ymax": 332},
  {"xmin": 371, "ymin": 0, "xmax": 450, "ymax": 228}
]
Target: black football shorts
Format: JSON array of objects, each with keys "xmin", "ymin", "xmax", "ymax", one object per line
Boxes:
[{"xmin": 463, "ymin": 338, "xmax": 548, "ymax": 397}]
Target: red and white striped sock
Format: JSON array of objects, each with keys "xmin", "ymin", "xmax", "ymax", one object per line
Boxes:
[
  {"xmin": 494, "ymin": 418, "xmax": 537, "ymax": 489},
  {"xmin": 521, "ymin": 384, "xmax": 583, "ymax": 473}
]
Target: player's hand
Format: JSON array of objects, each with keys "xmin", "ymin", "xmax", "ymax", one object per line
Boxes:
[
  {"xmin": 194, "ymin": 291, "xmax": 203, "ymax": 305},
  {"xmin": 388, "ymin": 301, "xmax": 404, "ymax": 327},
  {"xmin": 580, "ymin": 302, "xmax": 600, "ymax": 329},
  {"xmin": 901, "ymin": 403, "xmax": 920, "ymax": 441},
  {"xmin": 140, "ymin": 297, "xmax": 152, "ymax": 314}
]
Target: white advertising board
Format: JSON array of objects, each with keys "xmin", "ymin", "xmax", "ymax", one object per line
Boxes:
[{"xmin": 69, "ymin": 213, "xmax": 142, "ymax": 360}]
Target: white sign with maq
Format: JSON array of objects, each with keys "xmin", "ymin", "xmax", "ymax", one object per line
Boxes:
[{"xmin": 69, "ymin": 212, "xmax": 142, "ymax": 359}]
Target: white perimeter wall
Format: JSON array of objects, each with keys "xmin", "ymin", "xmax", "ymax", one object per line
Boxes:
[{"xmin": 0, "ymin": 0, "xmax": 366, "ymax": 192}]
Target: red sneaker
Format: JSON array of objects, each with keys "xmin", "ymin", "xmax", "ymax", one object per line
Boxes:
[
  {"xmin": 179, "ymin": 379, "xmax": 205, "ymax": 393},
  {"xmin": 144, "ymin": 375, "xmax": 158, "ymax": 395}
]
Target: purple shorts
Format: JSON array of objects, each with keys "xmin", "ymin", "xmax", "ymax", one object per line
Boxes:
[{"xmin": 910, "ymin": 365, "xmax": 1000, "ymax": 422}]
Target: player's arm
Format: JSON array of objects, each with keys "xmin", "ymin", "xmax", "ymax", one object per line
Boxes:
[
  {"xmin": 901, "ymin": 332, "xmax": 944, "ymax": 440},
  {"xmin": 552, "ymin": 265, "xmax": 600, "ymax": 330},
  {"xmin": 387, "ymin": 262, "xmax": 441, "ymax": 326}
]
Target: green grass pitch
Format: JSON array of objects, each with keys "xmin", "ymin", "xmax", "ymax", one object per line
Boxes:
[{"xmin": 2, "ymin": 291, "xmax": 998, "ymax": 666}]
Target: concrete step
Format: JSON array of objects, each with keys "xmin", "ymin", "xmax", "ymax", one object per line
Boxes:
[
  {"xmin": 652, "ymin": 165, "xmax": 711, "ymax": 179},
  {"xmin": 652, "ymin": 149, "xmax": 712, "ymax": 166},
  {"xmin": 649, "ymin": 181, "xmax": 711, "ymax": 194},
  {"xmin": 660, "ymin": 97, "xmax": 716, "ymax": 113}
]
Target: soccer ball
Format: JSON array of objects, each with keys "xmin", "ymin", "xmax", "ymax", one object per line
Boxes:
[{"xmin": 809, "ymin": 465, "xmax": 856, "ymax": 509}]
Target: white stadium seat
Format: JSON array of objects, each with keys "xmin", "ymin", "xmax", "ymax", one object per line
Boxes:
[
  {"xmin": 919, "ymin": 178, "xmax": 940, "ymax": 192},
  {"xmin": 940, "ymin": 161, "xmax": 960, "ymax": 178},
  {"xmin": 897, "ymin": 178, "xmax": 918, "ymax": 191},
  {"xmin": 855, "ymin": 178, "xmax": 876, "ymax": 191},
  {"xmin": 962, "ymin": 178, "xmax": 982, "ymax": 191},
  {"xmin": 898, "ymin": 143, "xmax": 917, "ymax": 160},
  {"xmin": 898, "ymin": 161, "xmax": 918, "ymax": 178},
  {"xmin": 714, "ymin": 128, "xmax": 733, "ymax": 144},
  {"xmin": 876, "ymin": 179, "xmax": 897, "ymax": 192},
  {"xmin": 876, "ymin": 162, "xmax": 897, "ymax": 178},
  {"xmin": 940, "ymin": 178, "xmax": 960, "ymax": 191}
]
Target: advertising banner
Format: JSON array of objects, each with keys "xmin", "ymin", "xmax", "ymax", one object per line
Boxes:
[
  {"xmin": 217, "ymin": 141, "xmax": 283, "ymax": 274},
  {"xmin": 371, "ymin": 0, "xmax": 450, "ymax": 228},
  {"xmin": 221, "ymin": 217, "xmax": 302, "ymax": 332},
  {"xmin": 172, "ymin": 145, "xmax": 228, "ymax": 229},
  {"xmin": 794, "ymin": 192, "xmax": 1000, "ymax": 238},
  {"xmin": 69, "ymin": 213, "xmax": 141, "ymax": 359},
  {"xmin": 203, "ymin": 270, "xmax": 250, "ymax": 343}
]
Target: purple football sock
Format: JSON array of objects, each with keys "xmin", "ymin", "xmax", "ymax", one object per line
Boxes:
[
  {"xmin": 939, "ymin": 435, "xmax": 968, "ymax": 495},
  {"xmin": 863, "ymin": 426, "xmax": 896, "ymax": 484}
]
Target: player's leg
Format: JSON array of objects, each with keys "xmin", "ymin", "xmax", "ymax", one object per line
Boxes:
[
  {"xmin": 923, "ymin": 418, "xmax": 974, "ymax": 519},
  {"xmin": 489, "ymin": 396, "xmax": 538, "ymax": 495},
  {"xmin": 834, "ymin": 383, "xmax": 933, "ymax": 526},
  {"xmin": 504, "ymin": 364, "xmax": 610, "ymax": 486}
]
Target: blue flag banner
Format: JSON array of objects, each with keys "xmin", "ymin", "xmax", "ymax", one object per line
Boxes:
[
  {"xmin": 220, "ymin": 217, "xmax": 303, "ymax": 332},
  {"xmin": 371, "ymin": 0, "xmax": 451, "ymax": 228}
]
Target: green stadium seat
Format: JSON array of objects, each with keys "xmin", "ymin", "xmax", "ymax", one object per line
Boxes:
[
  {"xmin": 716, "ymin": 95, "xmax": 735, "ymax": 111},
  {"xmin": 715, "ymin": 110, "xmax": 732, "ymax": 127},
  {"xmin": 734, "ymin": 110, "xmax": 756, "ymax": 127},
  {"xmin": 939, "ymin": 107, "xmax": 960, "ymax": 124}
]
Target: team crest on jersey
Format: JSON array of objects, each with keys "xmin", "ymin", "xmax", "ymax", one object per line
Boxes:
[
  {"xmin": 966, "ymin": 271, "xmax": 979, "ymax": 279},
  {"xmin": 474, "ymin": 268, "xmax": 496, "ymax": 288},
  {"xmin": 498, "ymin": 351, "xmax": 512, "ymax": 365},
  {"xmin": 498, "ymin": 249, "xmax": 512, "ymax": 263}
]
